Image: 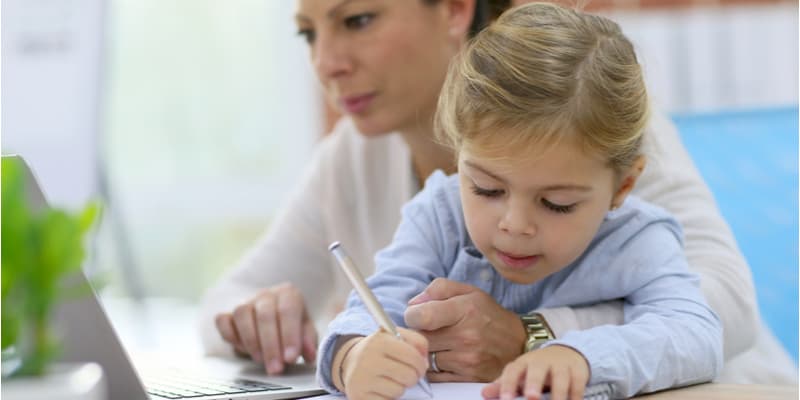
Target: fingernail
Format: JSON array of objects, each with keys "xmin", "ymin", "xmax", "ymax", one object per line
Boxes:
[
  {"xmin": 284, "ymin": 346, "xmax": 298, "ymax": 362},
  {"xmin": 268, "ymin": 359, "xmax": 283, "ymax": 374},
  {"xmin": 408, "ymin": 292, "xmax": 430, "ymax": 305},
  {"xmin": 501, "ymin": 393, "xmax": 513, "ymax": 400}
]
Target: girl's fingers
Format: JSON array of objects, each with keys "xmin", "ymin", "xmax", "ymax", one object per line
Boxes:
[
  {"xmin": 498, "ymin": 362, "xmax": 526, "ymax": 400},
  {"xmin": 390, "ymin": 329, "xmax": 429, "ymax": 376},
  {"xmin": 481, "ymin": 380, "xmax": 502, "ymax": 399},
  {"xmin": 351, "ymin": 334, "xmax": 428, "ymax": 400},
  {"xmin": 569, "ymin": 366, "xmax": 587, "ymax": 400},
  {"xmin": 523, "ymin": 365, "xmax": 547, "ymax": 400},
  {"xmin": 384, "ymin": 352, "xmax": 425, "ymax": 387},
  {"xmin": 548, "ymin": 366, "xmax": 569, "ymax": 400},
  {"xmin": 397, "ymin": 327, "xmax": 430, "ymax": 358}
]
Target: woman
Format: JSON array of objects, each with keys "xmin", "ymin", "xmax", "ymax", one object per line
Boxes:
[{"xmin": 199, "ymin": 0, "xmax": 795, "ymax": 384}]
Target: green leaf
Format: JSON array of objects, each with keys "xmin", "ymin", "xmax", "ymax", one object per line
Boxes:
[{"xmin": 1, "ymin": 156, "xmax": 103, "ymax": 376}]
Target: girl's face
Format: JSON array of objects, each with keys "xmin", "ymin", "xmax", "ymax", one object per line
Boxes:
[
  {"xmin": 458, "ymin": 135, "xmax": 642, "ymax": 285},
  {"xmin": 294, "ymin": 0, "xmax": 469, "ymax": 136}
]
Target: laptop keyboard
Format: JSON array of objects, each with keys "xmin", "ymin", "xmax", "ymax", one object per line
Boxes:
[{"xmin": 142, "ymin": 369, "xmax": 291, "ymax": 399}]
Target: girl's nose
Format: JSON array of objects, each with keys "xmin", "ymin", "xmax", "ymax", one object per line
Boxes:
[{"xmin": 498, "ymin": 205, "xmax": 536, "ymax": 236}]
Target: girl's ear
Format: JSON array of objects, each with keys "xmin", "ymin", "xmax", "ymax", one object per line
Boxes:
[
  {"xmin": 442, "ymin": 0, "xmax": 477, "ymax": 41},
  {"xmin": 610, "ymin": 156, "xmax": 646, "ymax": 210}
]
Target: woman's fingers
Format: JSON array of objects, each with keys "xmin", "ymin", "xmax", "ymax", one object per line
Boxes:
[
  {"xmin": 213, "ymin": 283, "xmax": 316, "ymax": 374},
  {"xmin": 253, "ymin": 294, "xmax": 284, "ymax": 374}
]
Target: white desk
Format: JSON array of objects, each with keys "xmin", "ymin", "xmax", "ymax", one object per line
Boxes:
[
  {"xmin": 101, "ymin": 296, "xmax": 202, "ymax": 356},
  {"xmin": 101, "ymin": 297, "xmax": 798, "ymax": 400}
]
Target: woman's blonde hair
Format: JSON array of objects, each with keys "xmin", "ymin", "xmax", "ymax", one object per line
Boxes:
[{"xmin": 435, "ymin": 2, "xmax": 649, "ymax": 173}]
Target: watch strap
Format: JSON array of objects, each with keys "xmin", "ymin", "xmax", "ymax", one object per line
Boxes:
[{"xmin": 520, "ymin": 312, "xmax": 554, "ymax": 352}]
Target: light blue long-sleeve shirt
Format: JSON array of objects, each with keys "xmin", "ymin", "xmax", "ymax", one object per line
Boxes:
[{"xmin": 318, "ymin": 171, "xmax": 722, "ymax": 398}]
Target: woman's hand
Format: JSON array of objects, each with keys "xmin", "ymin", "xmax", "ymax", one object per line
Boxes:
[
  {"xmin": 481, "ymin": 345, "xmax": 590, "ymax": 400},
  {"xmin": 403, "ymin": 278, "xmax": 527, "ymax": 382},
  {"xmin": 336, "ymin": 328, "xmax": 429, "ymax": 400},
  {"xmin": 213, "ymin": 282, "xmax": 317, "ymax": 375}
]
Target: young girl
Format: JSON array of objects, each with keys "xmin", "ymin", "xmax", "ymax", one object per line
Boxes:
[{"xmin": 317, "ymin": 3, "xmax": 722, "ymax": 400}]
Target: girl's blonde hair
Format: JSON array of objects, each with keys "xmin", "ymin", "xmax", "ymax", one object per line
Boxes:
[{"xmin": 435, "ymin": 2, "xmax": 649, "ymax": 173}]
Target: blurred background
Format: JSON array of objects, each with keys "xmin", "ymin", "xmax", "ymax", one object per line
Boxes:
[{"xmin": 2, "ymin": 0, "xmax": 797, "ymax": 359}]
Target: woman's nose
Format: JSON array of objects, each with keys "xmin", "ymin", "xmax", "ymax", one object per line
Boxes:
[{"xmin": 312, "ymin": 34, "xmax": 353, "ymax": 80}]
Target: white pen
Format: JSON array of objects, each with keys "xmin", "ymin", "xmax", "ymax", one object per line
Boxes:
[{"xmin": 328, "ymin": 241, "xmax": 434, "ymax": 398}]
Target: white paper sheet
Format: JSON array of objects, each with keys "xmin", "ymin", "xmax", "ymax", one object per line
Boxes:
[
  {"xmin": 308, "ymin": 382, "xmax": 487, "ymax": 399},
  {"xmin": 307, "ymin": 382, "xmax": 613, "ymax": 400}
]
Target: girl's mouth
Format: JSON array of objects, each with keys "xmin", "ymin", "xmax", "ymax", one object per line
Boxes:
[{"xmin": 496, "ymin": 250, "xmax": 540, "ymax": 270}]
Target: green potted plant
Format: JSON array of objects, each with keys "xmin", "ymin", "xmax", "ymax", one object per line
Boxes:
[{"xmin": 1, "ymin": 155, "xmax": 103, "ymax": 398}]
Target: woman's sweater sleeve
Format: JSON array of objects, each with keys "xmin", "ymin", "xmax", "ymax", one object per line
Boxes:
[{"xmin": 197, "ymin": 135, "xmax": 340, "ymax": 356}]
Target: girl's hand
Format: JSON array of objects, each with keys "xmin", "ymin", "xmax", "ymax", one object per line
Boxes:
[
  {"xmin": 481, "ymin": 345, "xmax": 590, "ymax": 400},
  {"xmin": 340, "ymin": 328, "xmax": 429, "ymax": 400}
]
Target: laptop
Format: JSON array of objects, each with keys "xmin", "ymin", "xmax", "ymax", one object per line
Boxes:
[{"xmin": 10, "ymin": 155, "xmax": 325, "ymax": 400}]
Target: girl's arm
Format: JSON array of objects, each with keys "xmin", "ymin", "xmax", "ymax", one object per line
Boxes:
[
  {"xmin": 537, "ymin": 110, "xmax": 757, "ymax": 361},
  {"xmin": 317, "ymin": 172, "xmax": 455, "ymax": 392},
  {"xmin": 548, "ymin": 222, "xmax": 724, "ymax": 398}
]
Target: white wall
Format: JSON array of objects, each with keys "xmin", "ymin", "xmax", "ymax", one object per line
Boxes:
[
  {"xmin": 96, "ymin": 0, "xmax": 321, "ymax": 298},
  {"xmin": 609, "ymin": 3, "xmax": 798, "ymax": 113},
  {"xmin": 2, "ymin": 0, "xmax": 107, "ymax": 209}
]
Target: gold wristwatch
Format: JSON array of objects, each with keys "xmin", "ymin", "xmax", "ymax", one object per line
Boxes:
[{"xmin": 520, "ymin": 313, "xmax": 554, "ymax": 352}]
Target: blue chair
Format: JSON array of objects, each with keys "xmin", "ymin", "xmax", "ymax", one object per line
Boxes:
[{"xmin": 672, "ymin": 107, "xmax": 798, "ymax": 361}]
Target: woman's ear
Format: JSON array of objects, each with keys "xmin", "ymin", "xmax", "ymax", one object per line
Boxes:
[
  {"xmin": 442, "ymin": 0, "xmax": 476, "ymax": 40},
  {"xmin": 610, "ymin": 155, "xmax": 646, "ymax": 210}
]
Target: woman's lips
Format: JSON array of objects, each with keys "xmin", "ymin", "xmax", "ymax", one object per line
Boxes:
[
  {"xmin": 340, "ymin": 93, "xmax": 375, "ymax": 114},
  {"xmin": 496, "ymin": 250, "xmax": 540, "ymax": 270}
]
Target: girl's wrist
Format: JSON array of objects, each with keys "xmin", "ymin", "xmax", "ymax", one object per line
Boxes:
[{"xmin": 332, "ymin": 335, "xmax": 363, "ymax": 392}]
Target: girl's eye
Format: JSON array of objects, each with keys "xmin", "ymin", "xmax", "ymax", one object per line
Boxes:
[
  {"xmin": 542, "ymin": 198, "xmax": 576, "ymax": 214},
  {"xmin": 297, "ymin": 28, "xmax": 315, "ymax": 44},
  {"xmin": 471, "ymin": 185, "xmax": 504, "ymax": 198},
  {"xmin": 344, "ymin": 13, "xmax": 375, "ymax": 30}
]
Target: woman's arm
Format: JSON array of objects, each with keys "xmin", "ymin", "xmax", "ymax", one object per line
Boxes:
[
  {"xmin": 317, "ymin": 172, "xmax": 455, "ymax": 392},
  {"xmin": 633, "ymin": 110, "xmax": 757, "ymax": 359},
  {"xmin": 197, "ymin": 135, "xmax": 338, "ymax": 363}
]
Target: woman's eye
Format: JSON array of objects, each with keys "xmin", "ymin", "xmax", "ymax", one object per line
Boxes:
[
  {"xmin": 542, "ymin": 198, "xmax": 576, "ymax": 214},
  {"xmin": 344, "ymin": 13, "xmax": 375, "ymax": 30},
  {"xmin": 471, "ymin": 185, "xmax": 504, "ymax": 198},
  {"xmin": 296, "ymin": 28, "xmax": 315, "ymax": 44}
]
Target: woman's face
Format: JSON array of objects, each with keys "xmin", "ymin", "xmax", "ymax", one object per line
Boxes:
[{"xmin": 295, "ymin": 0, "xmax": 469, "ymax": 136}]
